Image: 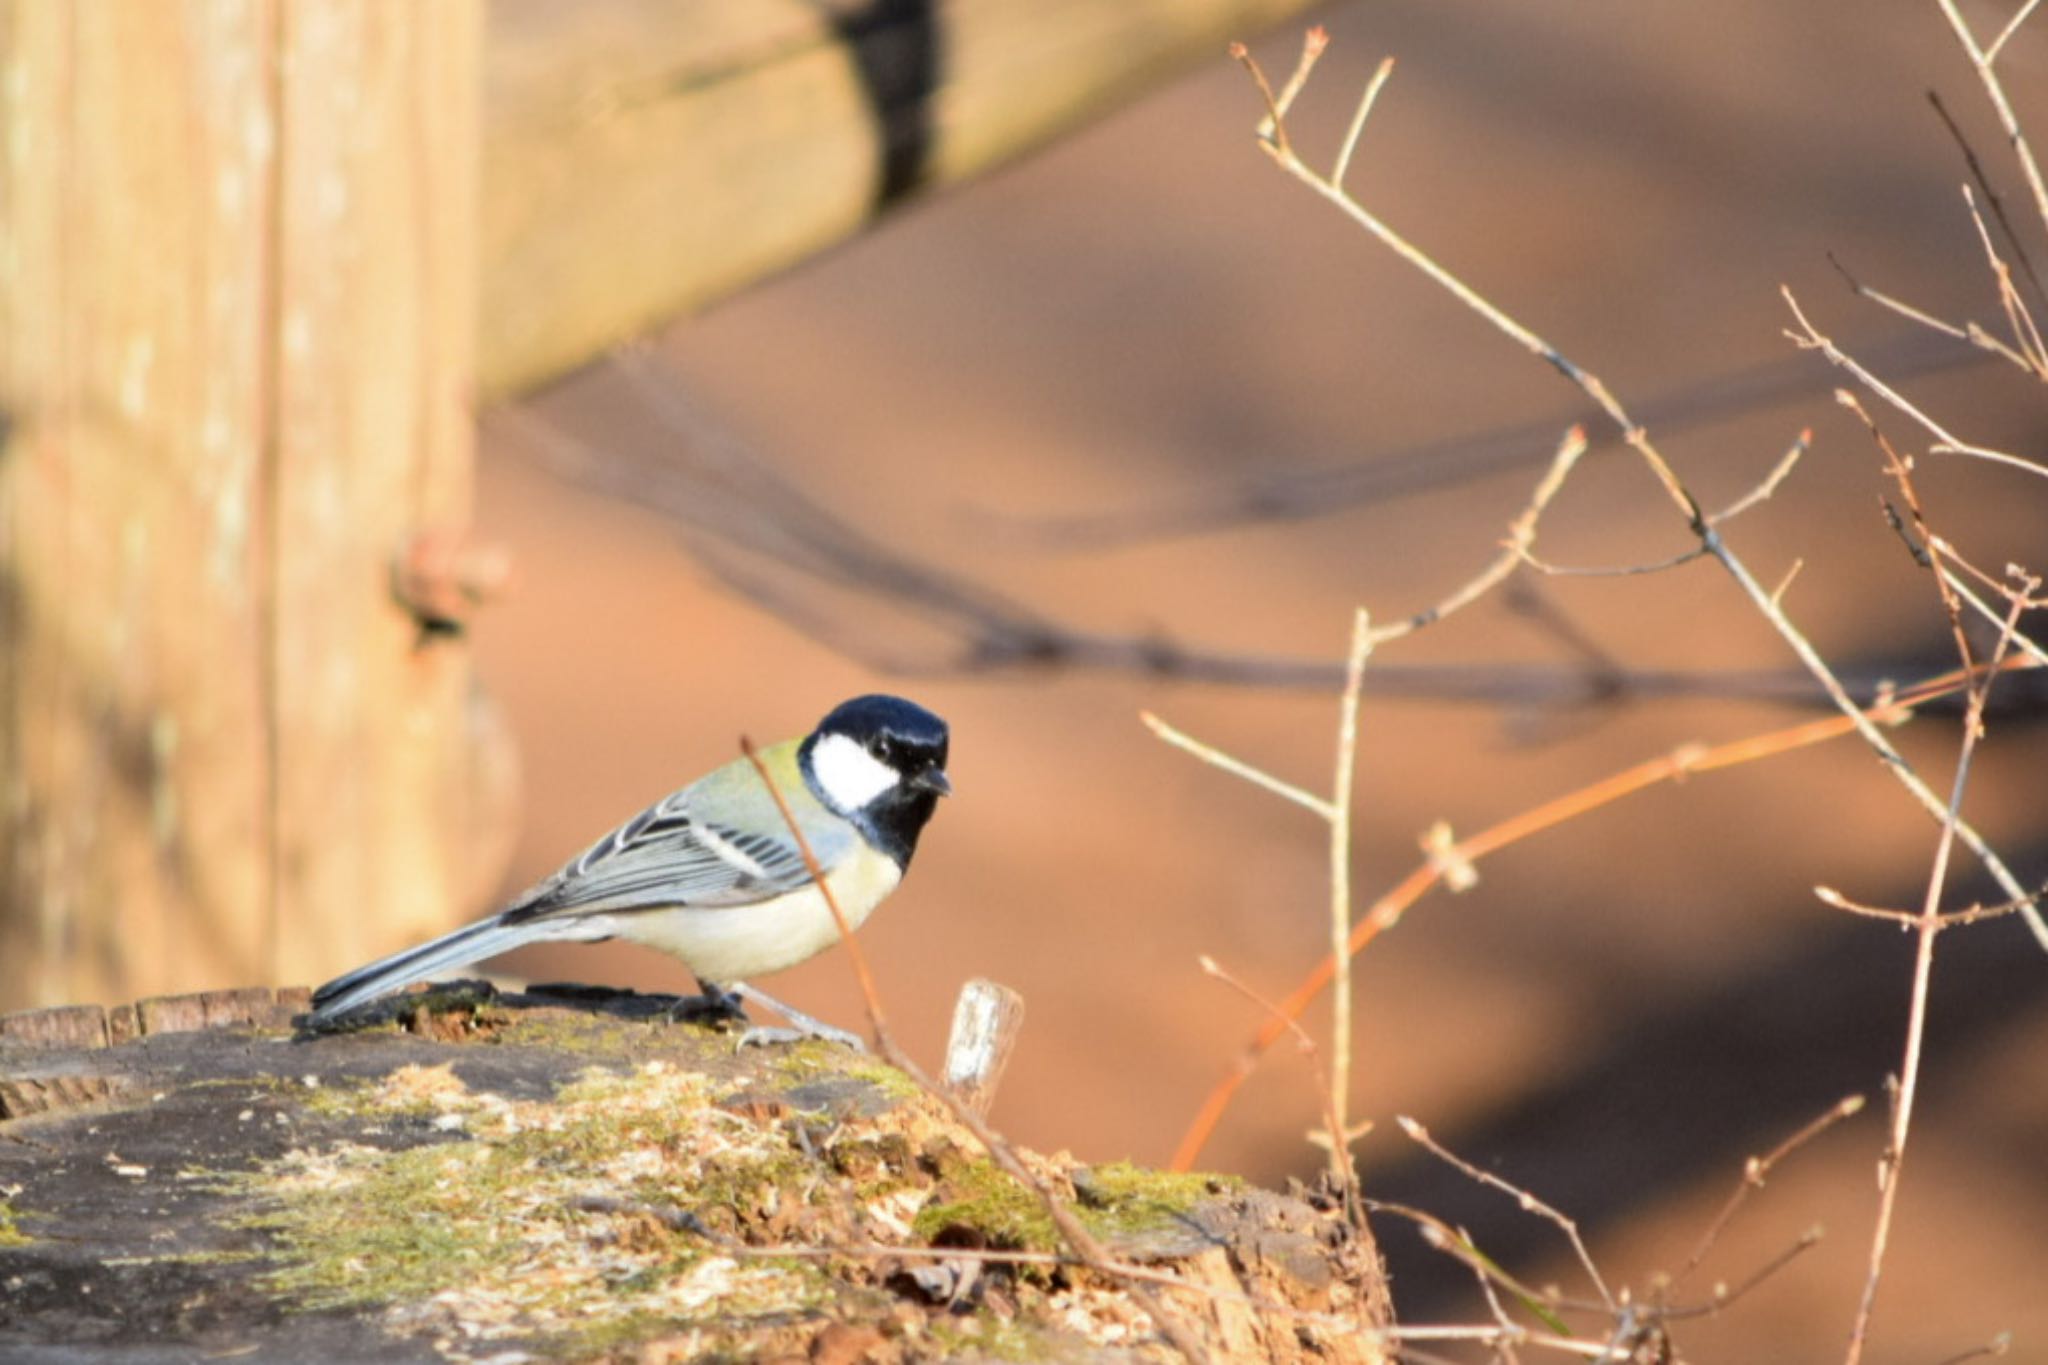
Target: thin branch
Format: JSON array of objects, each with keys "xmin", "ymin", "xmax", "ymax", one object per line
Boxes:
[
  {"xmin": 1334, "ymin": 56, "xmax": 1397, "ymax": 191},
  {"xmin": 1936, "ymin": 0, "xmax": 2048, "ymax": 242},
  {"xmin": 1231, "ymin": 38, "xmax": 2048, "ymax": 988},
  {"xmin": 1928, "ymin": 90, "xmax": 2048, "ymax": 316},
  {"xmin": 1169, "ymin": 658, "xmax": 2014, "ymax": 1169},
  {"xmin": 1674, "ymin": 1226, "xmax": 1825, "ymax": 1319},
  {"xmin": 1987, "ymin": 0, "xmax": 2043, "ymax": 61},
  {"xmin": 1844, "ymin": 565, "xmax": 2035, "ymax": 1365},
  {"xmin": 1816, "ymin": 882, "xmax": 2044, "ymax": 929},
  {"xmin": 1712, "ymin": 428, "xmax": 1812, "ymax": 523},
  {"xmin": 1366, "ymin": 426, "xmax": 1588, "ymax": 647},
  {"xmin": 1139, "ymin": 711, "xmax": 1334, "ymax": 818},
  {"xmin": 1396, "ymin": 1115, "xmax": 1613, "ymax": 1311},
  {"xmin": 1962, "ymin": 184, "xmax": 2048, "ymax": 374},
  {"xmin": 1329, "ymin": 609, "xmax": 1373, "ymax": 1171},
  {"xmin": 1372, "ymin": 1200, "xmax": 1589, "ymax": 1332},
  {"xmin": 1198, "ymin": 955, "xmax": 1361, "ymax": 1225},
  {"xmin": 1785, "ymin": 288, "xmax": 2047, "ymax": 478},
  {"xmin": 1671, "ymin": 1093, "xmax": 1866, "ymax": 1290},
  {"xmin": 1831, "ymin": 389, "xmax": 2048, "ymax": 949},
  {"xmin": 1930, "ymin": 1331, "xmax": 2014, "ymax": 1365},
  {"xmin": 1521, "ymin": 427, "xmax": 1807, "ymax": 577}
]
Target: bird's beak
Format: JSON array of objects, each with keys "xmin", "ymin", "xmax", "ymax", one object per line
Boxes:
[{"xmin": 912, "ymin": 767, "xmax": 953, "ymax": 797}]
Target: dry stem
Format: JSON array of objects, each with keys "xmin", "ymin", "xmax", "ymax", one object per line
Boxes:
[
  {"xmin": 1232, "ymin": 31, "xmax": 2048, "ymax": 979},
  {"xmin": 1169, "ymin": 657, "xmax": 2010, "ymax": 1170},
  {"xmin": 1396, "ymin": 1115, "xmax": 1613, "ymax": 1311},
  {"xmin": 1671, "ymin": 1094, "xmax": 1866, "ymax": 1290}
]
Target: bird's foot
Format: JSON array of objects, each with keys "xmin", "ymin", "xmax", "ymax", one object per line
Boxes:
[{"xmin": 726, "ymin": 982, "xmax": 867, "ymax": 1052}]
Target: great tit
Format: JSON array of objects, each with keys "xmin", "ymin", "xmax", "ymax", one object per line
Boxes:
[{"xmin": 308, "ymin": 694, "xmax": 951, "ymax": 1043}]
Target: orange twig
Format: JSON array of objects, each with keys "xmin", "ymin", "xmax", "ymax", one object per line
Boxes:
[
  {"xmin": 740, "ymin": 735, "xmax": 894, "ymax": 1051},
  {"xmin": 1169, "ymin": 658, "xmax": 2026, "ymax": 1171}
]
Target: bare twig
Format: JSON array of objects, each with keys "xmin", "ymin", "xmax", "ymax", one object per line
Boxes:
[
  {"xmin": 1140, "ymin": 712, "xmax": 1333, "ymax": 817},
  {"xmin": 1329, "ymin": 609, "xmax": 1373, "ymax": 1164},
  {"xmin": 1930, "ymin": 1331, "xmax": 2015, "ymax": 1365},
  {"xmin": 1170, "ymin": 657, "xmax": 2015, "ymax": 1169},
  {"xmin": 1334, "ymin": 56, "xmax": 1397, "ymax": 191},
  {"xmin": 1816, "ymin": 882, "xmax": 2045, "ymax": 929},
  {"xmin": 1671, "ymin": 1094, "xmax": 1866, "ymax": 1290},
  {"xmin": 1936, "ymin": 0, "xmax": 2048, "ymax": 240},
  {"xmin": 1925, "ymin": 90, "xmax": 2046, "ymax": 312},
  {"xmin": 1987, "ymin": 0, "xmax": 2043, "ymax": 62},
  {"xmin": 1229, "ymin": 34, "xmax": 2048, "ymax": 972},
  {"xmin": 1371, "ymin": 1200, "xmax": 1588, "ymax": 1331},
  {"xmin": 1198, "ymin": 955, "xmax": 1361, "ymax": 1224},
  {"xmin": 1396, "ymin": 1115, "xmax": 1613, "ymax": 1311},
  {"xmin": 1787, "ymin": 288, "xmax": 2045, "ymax": 477},
  {"xmin": 1668, "ymin": 1226, "xmax": 1824, "ymax": 1319},
  {"xmin": 1522, "ymin": 428, "xmax": 1807, "ymax": 577},
  {"xmin": 1712, "ymin": 428, "xmax": 1813, "ymax": 523},
  {"xmin": 1962, "ymin": 184, "xmax": 2048, "ymax": 374},
  {"xmin": 1845, "ymin": 568, "xmax": 2037, "ymax": 1364},
  {"xmin": 1366, "ymin": 427, "xmax": 1588, "ymax": 645},
  {"xmin": 1146, "ymin": 606, "xmax": 1375, "ymax": 1186}
]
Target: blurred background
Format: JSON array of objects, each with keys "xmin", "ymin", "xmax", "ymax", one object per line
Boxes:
[{"xmin": 7, "ymin": 1, "xmax": 2048, "ymax": 1358}]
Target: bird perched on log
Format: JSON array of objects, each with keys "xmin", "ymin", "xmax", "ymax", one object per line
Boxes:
[{"xmin": 308, "ymin": 694, "xmax": 951, "ymax": 1047}]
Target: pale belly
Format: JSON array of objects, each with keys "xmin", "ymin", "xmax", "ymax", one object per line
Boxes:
[{"xmin": 600, "ymin": 848, "xmax": 903, "ymax": 983}]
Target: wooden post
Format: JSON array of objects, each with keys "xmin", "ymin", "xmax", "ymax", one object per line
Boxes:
[{"xmin": 0, "ymin": 2, "xmax": 514, "ymax": 1011}]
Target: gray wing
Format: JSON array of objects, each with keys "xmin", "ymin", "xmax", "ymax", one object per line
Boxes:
[{"xmin": 500, "ymin": 783, "xmax": 839, "ymax": 924}]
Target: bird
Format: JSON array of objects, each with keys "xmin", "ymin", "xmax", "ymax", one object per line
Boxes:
[{"xmin": 307, "ymin": 694, "xmax": 951, "ymax": 1045}]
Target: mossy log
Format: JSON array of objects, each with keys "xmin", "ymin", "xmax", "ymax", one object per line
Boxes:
[{"xmin": 1, "ymin": 986, "xmax": 1391, "ymax": 1362}]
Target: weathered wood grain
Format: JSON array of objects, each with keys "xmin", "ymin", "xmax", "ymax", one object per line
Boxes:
[{"xmin": 0, "ymin": 2, "xmax": 516, "ymax": 1012}]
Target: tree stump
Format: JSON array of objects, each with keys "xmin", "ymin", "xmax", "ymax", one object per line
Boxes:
[{"xmin": 1, "ymin": 984, "xmax": 1391, "ymax": 1362}]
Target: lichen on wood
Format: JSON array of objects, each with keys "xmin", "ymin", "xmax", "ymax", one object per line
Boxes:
[{"xmin": 0, "ymin": 983, "xmax": 1391, "ymax": 1362}]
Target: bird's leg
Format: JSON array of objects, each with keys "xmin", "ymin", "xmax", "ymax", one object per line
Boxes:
[
  {"xmin": 665, "ymin": 978, "xmax": 751, "ymax": 1027},
  {"xmin": 728, "ymin": 982, "xmax": 867, "ymax": 1052}
]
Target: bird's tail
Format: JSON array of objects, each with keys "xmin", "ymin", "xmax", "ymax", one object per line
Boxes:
[{"xmin": 307, "ymin": 913, "xmax": 607, "ymax": 1025}]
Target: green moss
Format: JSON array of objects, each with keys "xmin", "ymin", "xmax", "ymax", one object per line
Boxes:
[
  {"xmin": 1074, "ymin": 1160, "xmax": 1240, "ymax": 1231},
  {"xmin": 770, "ymin": 1042, "xmax": 920, "ymax": 1103},
  {"xmin": 0, "ymin": 1200, "xmax": 29, "ymax": 1248},
  {"xmin": 232, "ymin": 1060, "xmax": 840, "ymax": 1358},
  {"xmin": 98, "ymin": 1250, "xmax": 267, "ymax": 1268},
  {"xmin": 913, "ymin": 1158, "xmax": 1240, "ymax": 1251},
  {"xmin": 913, "ymin": 1158, "xmax": 1058, "ymax": 1250},
  {"xmin": 927, "ymin": 1312, "xmax": 1059, "ymax": 1361}
]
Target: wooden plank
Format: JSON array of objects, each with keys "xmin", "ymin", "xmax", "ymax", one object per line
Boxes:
[
  {"xmin": 0, "ymin": 2, "xmax": 279, "ymax": 1009},
  {"xmin": 264, "ymin": 1, "xmax": 519, "ymax": 987},
  {"xmin": 477, "ymin": 0, "xmax": 1323, "ymax": 393},
  {"xmin": 0, "ymin": 2, "xmax": 514, "ymax": 1012}
]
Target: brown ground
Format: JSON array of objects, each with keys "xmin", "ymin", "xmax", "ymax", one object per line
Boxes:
[{"xmin": 467, "ymin": 2, "xmax": 2048, "ymax": 1359}]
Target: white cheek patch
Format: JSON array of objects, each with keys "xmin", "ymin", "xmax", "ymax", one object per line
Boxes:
[{"xmin": 811, "ymin": 732, "xmax": 901, "ymax": 811}]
